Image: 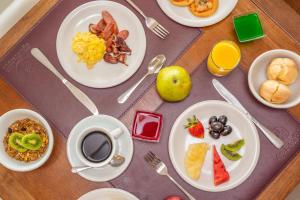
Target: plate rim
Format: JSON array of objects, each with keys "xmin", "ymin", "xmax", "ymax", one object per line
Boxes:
[
  {"xmin": 156, "ymin": 0, "xmax": 238, "ymax": 27},
  {"xmin": 56, "ymin": 0, "xmax": 146, "ymax": 88},
  {"xmin": 168, "ymin": 100, "xmax": 260, "ymax": 192},
  {"xmin": 66, "ymin": 114, "xmax": 134, "ymax": 182},
  {"xmin": 78, "ymin": 188, "xmax": 139, "ymax": 200}
]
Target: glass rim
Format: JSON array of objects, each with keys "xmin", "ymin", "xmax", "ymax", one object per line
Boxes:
[{"xmin": 210, "ymin": 40, "xmax": 241, "ymax": 70}]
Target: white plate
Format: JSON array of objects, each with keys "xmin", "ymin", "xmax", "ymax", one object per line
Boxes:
[
  {"xmin": 157, "ymin": 0, "xmax": 238, "ymax": 27},
  {"xmin": 248, "ymin": 49, "xmax": 300, "ymax": 109},
  {"xmin": 56, "ymin": 1, "xmax": 146, "ymax": 88},
  {"xmin": 67, "ymin": 115, "xmax": 133, "ymax": 182},
  {"xmin": 0, "ymin": 109, "xmax": 54, "ymax": 172},
  {"xmin": 169, "ymin": 100, "xmax": 260, "ymax": 192},
  {"xmin": 78, "ymin": 188, "xmax": 139, "ymax": 200}
]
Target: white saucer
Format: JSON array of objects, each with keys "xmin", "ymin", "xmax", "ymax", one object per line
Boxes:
[
  {"xmin": 67, "ymin": 115, "xmax": 133, "ymax": 182},
  {"xmin": 78, "ymin": 188, "xmax": 139, "ymax": 200}
]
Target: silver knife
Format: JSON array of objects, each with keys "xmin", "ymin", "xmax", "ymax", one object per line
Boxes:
[
  {"xmin": 31, "ymin": 48, "xmax": 99, "ymax": 116},
  {"xmin": 212, "ymin": 79, "xmax": 284, "ymax": 149}
]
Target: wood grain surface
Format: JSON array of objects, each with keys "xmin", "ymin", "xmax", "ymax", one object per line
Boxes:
[
  {"xmin": 0, "ymin": 0, "xmax": 299, "ymax": 199},
  {"xmin": 252, "ymin": 0, "xmax": 300, "ymax": 42}
]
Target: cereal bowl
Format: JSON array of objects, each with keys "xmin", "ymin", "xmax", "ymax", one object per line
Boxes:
[
  {"xmin": 0, "ymin": 109, "xmax": 54, "ymax": 172},
  {"xmin": 248, "ymin": 49, "xmax": 300, "ymax": 108}
]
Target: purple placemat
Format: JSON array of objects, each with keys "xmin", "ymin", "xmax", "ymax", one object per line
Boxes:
[
  {"xmin": 112, "ymin": 61, "xmax": 300, "ymax": 199},
  {"xmin": 0, "ymin": 0, "xmax": 201, "ymax": 138}
]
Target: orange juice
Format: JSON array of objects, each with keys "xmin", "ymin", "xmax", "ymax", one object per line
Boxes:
[{"xmin": 207, "ymin": 40, "xmax": 241, "ymax": 76}]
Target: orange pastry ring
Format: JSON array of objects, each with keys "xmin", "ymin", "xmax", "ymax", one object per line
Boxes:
[
  {"xmin": 170, "ymin": 0, "xmax": 194, "ymax": 7},
  {"xmin": 189, "ymin": 0, "xmax": 219, "ymax": 17}
]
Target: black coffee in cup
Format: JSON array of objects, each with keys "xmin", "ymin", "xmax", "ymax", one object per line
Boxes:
[{"xmin": 81, "ymin": 131, "xmax": 112, "ymax": 163}]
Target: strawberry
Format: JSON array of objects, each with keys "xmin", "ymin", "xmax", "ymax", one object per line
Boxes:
[{"xmin": 184, "ymin": 115, "xmax": 204, "ymax": 138}]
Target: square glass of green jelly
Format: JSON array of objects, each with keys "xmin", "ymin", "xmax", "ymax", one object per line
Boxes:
[{"xmin": 233, "ymin": 13, "xmax": 265, "ymax": 42}]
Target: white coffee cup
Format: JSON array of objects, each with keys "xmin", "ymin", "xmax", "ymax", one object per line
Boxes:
[{"xmin": 75, "ymin": 126, "xmax": 123, "ymax": 168}]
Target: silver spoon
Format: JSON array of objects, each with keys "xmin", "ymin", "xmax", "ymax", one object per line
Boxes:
[
  {"xmin": 71, "ymin": 155, "xmax": 125, "ymax": 174},
  {"xmin": 117, "ymin": 54, "xmax": 166, "ymax": 104}
]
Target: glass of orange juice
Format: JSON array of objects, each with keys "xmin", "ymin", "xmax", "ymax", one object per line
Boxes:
[{"xmin": 207, "ymin": 40, "xmax": 241, "ymax": 76}]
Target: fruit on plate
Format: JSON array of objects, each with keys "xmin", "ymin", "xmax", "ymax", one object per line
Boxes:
[
  {"xmin": 189, "ymin": 0, "xmax": 219, "ymax": 17},
  {"xmin": 267, "ymin": 58, "xmax": 298, "ymax": 85},
  {"xmin": 170, "ymin": 0, "xmax": 194, "ymax": 6},
  {"xmin": 185, "ymin": 143, "xmax": 209, "ymax": 180},
  {"xmin": 220, "ymin": 125, "xmax": 232, "ymax": 136},
  {"xmin": 21, "ymin": 133, "xmax": 42, "ymax": 151},
  {"xmin": 259, "ymin": 80, "xmax": 291, "ymax": 104},
  {"xmin": 209, "ymin": 115, "xmax": 232, "ymax": 139},
  {"xmin": 8, "ymin": 132, "xmax": 27, "ymax": 153},
  {"xmin": 217, "ymin": 115, "xmax": 227, "ymax": 125},
  {"xmin": 156, "ymin": 66, "xmax": 192, "ymax": 102},
  {"xmin": 213, "ymin": 145, "xmax": 230, "ymax": 186},
  {"xmin": 184, "ymin": 115, "xmax": 205, "ymax": 138},
  {"xmin": 225, "ymin": 139, "xmax": 245, "ymax": 152},
  {"xmin": 221, "ymin": 139, "xmax": 245, "ymax": 161},
  {"xmin": 164, "ymin": 195, "xmax": 183, "ymax": 200},
  {"xmin": 221, "ymin": 144, "xmax": 242, "ymax": 161}
]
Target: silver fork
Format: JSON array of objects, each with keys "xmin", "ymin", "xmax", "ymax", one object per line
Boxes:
[
  {"xmin": 125, "ymin": 0, "xmax": 169, "ymax": 39},
  {"xmin": 144, "ymin": 151, "xmax": 196, "ymax": 200}
]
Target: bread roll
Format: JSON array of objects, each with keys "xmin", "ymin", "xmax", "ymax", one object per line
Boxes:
[
  {"xmin": 267, "ymin": 58, "xmax": 298, "ymax": 85},
  {"xmin": 259, "ymin": 80, "xmax": 291, "ymax": 104}
]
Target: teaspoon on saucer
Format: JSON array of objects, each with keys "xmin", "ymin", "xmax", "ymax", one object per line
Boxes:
[{"xmin": 71, "ymin": 155, "xmax": 125, "ymax": 173}]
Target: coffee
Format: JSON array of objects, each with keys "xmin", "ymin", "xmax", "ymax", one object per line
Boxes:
[{"xmin": 81, "ymin": 131, "xmax": 112, "ymax": 163}]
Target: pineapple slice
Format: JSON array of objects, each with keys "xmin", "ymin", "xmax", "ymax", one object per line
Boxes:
[{"xmin": 184, "ymin": 143, "xmax": 209, "ymax": 180}]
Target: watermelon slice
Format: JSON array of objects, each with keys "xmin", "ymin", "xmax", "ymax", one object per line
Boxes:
[{"xmin": 213, "ymin": 145, "xmax": 230, "ymax": 186}]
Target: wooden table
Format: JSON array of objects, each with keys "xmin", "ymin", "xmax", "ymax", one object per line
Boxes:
[{"xmin": 0, "ymin": 0, "xmax": 299, "ymax": 199}]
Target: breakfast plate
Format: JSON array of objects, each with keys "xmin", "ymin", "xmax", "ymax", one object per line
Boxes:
[
  {"xmin": 78, "ymin": 188, "xmax": 139, "ymax": 200},
  {"xmin": 66, "ymin": 115, "xmax": 133, "ymax": 182},
  {"xmin": 56, "ymin": 1, "xmax": 146, "ymax": 88},
  {"xmin": 169, "ymin": 100, "xmax": 260, "ymax": 192},
  {"xmin": 157, "ymin": 0, "xmax": 238, "ymax": 27}
]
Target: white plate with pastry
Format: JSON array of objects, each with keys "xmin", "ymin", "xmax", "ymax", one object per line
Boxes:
[
  {"xmin": 248, "ymin": 49, "xmax": 300, "ymax": 109},
  {"xmin": 157, "ymin": 0, "xmax": 238, "ymax": 27}
]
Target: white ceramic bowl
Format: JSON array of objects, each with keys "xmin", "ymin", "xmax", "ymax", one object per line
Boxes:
[
  {"xmin": 248, "ymin": 49, "xmax": 300, "ymax": 109},
  {"xmin": 0, "ymin": 109, "xmax": 54, "ymax": 172}
]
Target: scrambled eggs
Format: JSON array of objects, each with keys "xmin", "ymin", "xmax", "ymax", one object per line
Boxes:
[{"xmin": 71, "ymin": 32, "xmax": 106, "ymax": 69}]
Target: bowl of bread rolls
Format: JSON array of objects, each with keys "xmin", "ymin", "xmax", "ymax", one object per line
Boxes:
[{"xmin": 248, "ymin": 49, "xmax": 300, "ymax": 108}]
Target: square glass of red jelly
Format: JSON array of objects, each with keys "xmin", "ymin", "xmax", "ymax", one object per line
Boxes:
[{"xmin": 132, "ymin": 111, "xmax": 163, "ymax": 142}]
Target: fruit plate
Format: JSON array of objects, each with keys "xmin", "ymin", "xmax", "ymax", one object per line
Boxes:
[
  {"xmin": 56, "ymin": 1, "xmax": 146, "ymax": 88},
  {"xmin": 169, "ymin": 100, "xmax": 260, "ymax": 192},
  {"xmin": 157, "ymin": 0, "xmax": 238, "ymax": 27}
]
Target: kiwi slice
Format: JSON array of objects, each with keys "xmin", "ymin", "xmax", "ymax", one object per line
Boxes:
[
  {"xmin": 221, "ymin": 144, "xmax": 242, "ymax": 161},
  {"xmin": 8, "ymin": 132, "xmax": 28, "ymax": 152},
  {"xmin": 21, "ymin": 133, "xmax": 42, "ymax": 151},
  {"xmin": 225, "ymin": 139, "xmax": 245, "ymax": 152}
]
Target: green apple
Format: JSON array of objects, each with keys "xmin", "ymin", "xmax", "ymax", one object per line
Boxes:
[{"xmin": 156, "ymin": 66, "xmax": 192, "ymax": 102}]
